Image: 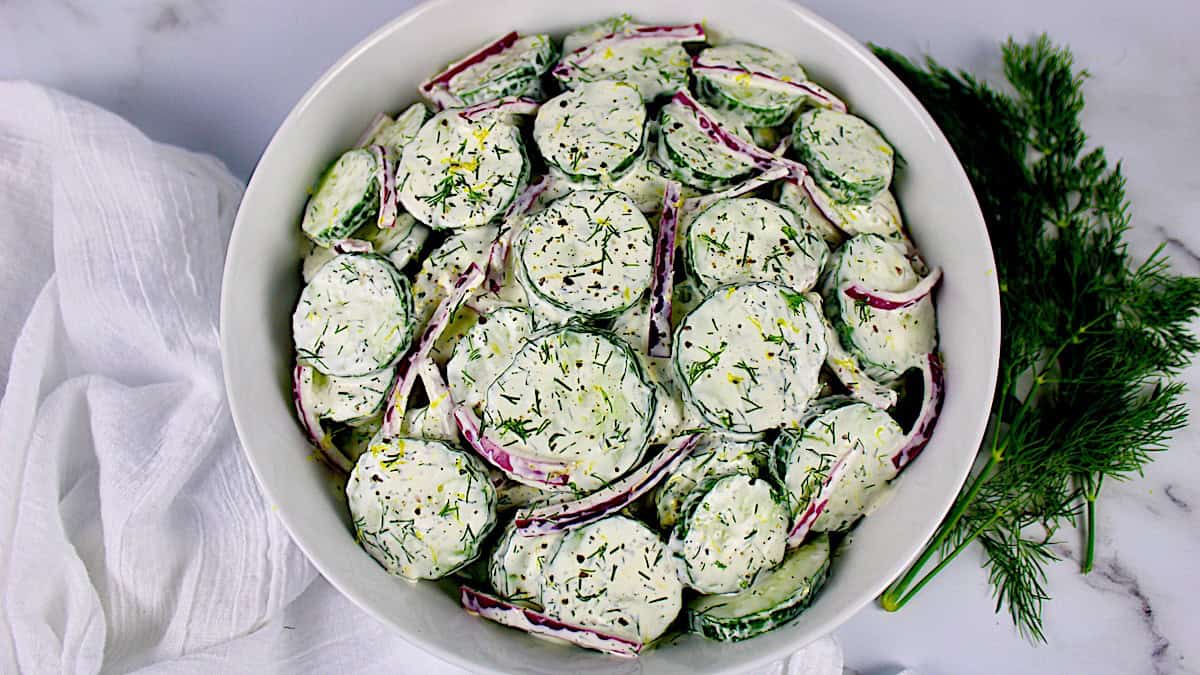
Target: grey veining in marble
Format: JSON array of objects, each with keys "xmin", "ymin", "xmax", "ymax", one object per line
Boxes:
[{"xmin": 2, "ymin": 1, "xmax": 1198, "ymax": 673}]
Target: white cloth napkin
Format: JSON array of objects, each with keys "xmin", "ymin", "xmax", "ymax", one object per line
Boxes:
[{"xmin": 0, "ymin": 82, "xmax": 843, "ymax": 675}]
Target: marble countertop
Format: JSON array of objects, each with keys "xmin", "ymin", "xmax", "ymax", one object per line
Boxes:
[{"xmin": 3, "ymin": 1, "xmax": 1197, "ymax": 673}]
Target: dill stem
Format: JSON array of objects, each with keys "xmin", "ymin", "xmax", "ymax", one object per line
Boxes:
[
  {"xmin": 1081, "ymin": 474, "xmax": 1101, "ymax": 574},
  {"xmin": 880, "ymin": 452, "xmax": 1000, "ymax": 611}
]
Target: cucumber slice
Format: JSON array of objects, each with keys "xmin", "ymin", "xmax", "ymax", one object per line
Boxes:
[
  {"xmin": 293, "ymin": 253, "xmax": 415, "ymax": 377},
  {"xmin": 488, "ymin": 520, "xmax": 565, "ymax": 607},
  {"xmin": 540, "ymin": 516, "xmax": 682, "ymax": 643},
  {"xmin": 556, "ymin": 39, "xmax": 692, "ymax": 102},
  {"xmin": 658, "ymin": 99, "xmax": 757, "ymax": 190},
  {"xmin": 447, "ymin": 306, "xmax": 534, "ymax": 410},
  {"xmin": 519, "ymin": 190, "xmax": 654, "ymax": 319},
  {"xmin": 301, "ymin": 148, "xmax": 380, "ymax": 246},
  {"xmin": 448, "ymin": 35, "xmax": 557, "ymax": 106},
  {"xmin": 480, "ymin": 325, "xmax": 655, "ymax": 492},
  {"xmin": 669, "ymin": 473, "xmax": 789, "ymax": 594},
  {"xmin": 686, "ymin": 197, "xmax": 829, "ymax": 293},
  {"xmin": 686, "ymin": 534, "xmax": 830, "ymax": 641},
  {"xmin": 777, "ymin": 180, "xmax": 843, "ymax": 246},
  {"xmin": 793, "ymin": 109, "xmax": 894, "ymax": 204},
  {"xmin": 693, "ymin": 44, "xmax": 809, "ymax": 128},
  {"xmin": 361, "ymin": 103, "xmax": 429, "ymax": 158},
  {"xmin": 561, "ymin": 14, "xmax": 635, "ymax": 53},
  {"xmin": 824, "ymin": 234, "xmax": 937, "ymax": 382},
  {"xmin": 302, "ymin": 213, "xmax": 427, "ymax": 282},
  {"xmin": 653, "ymin": 434, "xmax": 767, "ymax": 529},
  {"xmin": 303, "ymin": 365, "xmax": 393, "ymax": 425},
  {"xmin": 398, "ymin": 111, "xmax": 528, "ymax": 230},
  {"xmin": 772, "ymin": 401, "xmax": 903, "ymax": 532},
  {"xmin": 673, "ymin": 282, "xmax": 827, "ymax": 433},
  {"xmin": 608, "ymin": 155, "xmax": 701, "ymax": 213},
  {"xmin": 346, "ymin": 436, "xmax": 496, "ymax": 580},
  {"xmin": 534, "ymin": 81, "xmax": 647, "ymax": 182}
]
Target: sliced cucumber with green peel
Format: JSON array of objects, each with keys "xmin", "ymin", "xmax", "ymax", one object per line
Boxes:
[
  {"xmin": 561, "ymin": 14, "xmax": 635, "ymax": 53},
  {"xmin": 346, "ymin": 436, "xmax": 496, "ymax": 580},
  {"xmin": 653, "ymin": 434, "xmax": 767, "ymax": 529},
  {"xmin": 293, "ymin": 253, "xmax": 414, "ymax": 377},
  {"xmin": 480, "ymin": 325, "xmax": 656, "ymax": 492},
  {"xmin": 540, "ymin": 516, "xmax": 682, "ymax": 643},
  {"xmin": 411, "ymin": 224, "xmax": 498, "ymax": 328},
  {"xmin": 447, "ymin": 305, "xmax": 534, "ymax": 410},
  {"xmin": 673, "ymin": 282, "xmax": 827, "ymax": 433},
  {"xmin": 519, "ymin": 190, "xmax": 654, "ymax": 319},
  {"xmin": 301, "ymin": 148, "xmax": 380, "ymax": 246},
  {"xmin": 448, "ymin": 35, "xmax": 557, "ymax": 106},
  {"xmin": 793, "ymin": 109, "xmax": 894, "ymax": 204},
  {"xmin": 686, "ymin": 533, "xmax": 831, "ymax": 641},
  {"xmin": 398, "ymin": 111, "xmax": 528, "ymax": 230},
  {"xmin": 488, "ymin": 519, "xmax": 564, "ymax": 607},
  {"xmin": 556, "ymin": 39, "xmax": 692, "ymax": 102},
  {"xmin": 360, "ymin": 103, "xmax": 429, "ymax": 159},
  {"xmin": 823, "ymin": 234, "xmax": 937, "ymax": 382},
  {"xmin": 772, "ymin": 400, "xmax": 904, "ymax": 532},
  {"xmin": 669, "ymin": 473, "xmax": 789, "ymax": 594},
  {"xmin": 693, "ymin": 44, "xmax": 809, "ymax": 128},
  {"xmin": 534, "ymin": 80, "xmax": 647, "ymax": 182},
  {"xmin": 686, "ymin": 197, "xmax": 829, "ymax": 293},
  {"xmin": 302, "ymin": 365, "xmax": 393, "ymax": 425},
  {"xmin": 658, "ymin": 99, "xmax": 757, "ymax": 190},
  {"xmin": 777, "ymin": 180, "xmax": 843, "ymax": 246}
]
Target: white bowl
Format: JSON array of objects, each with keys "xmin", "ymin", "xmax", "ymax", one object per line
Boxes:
[{"xmin": 220, "ymin": 1, "xmax": 1000, "ymax": 672}]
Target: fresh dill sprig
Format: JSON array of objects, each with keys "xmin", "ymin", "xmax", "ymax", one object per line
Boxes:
[{"xmin": 872, "ymin": 36, "xmax": 1200, "ymax": 642}]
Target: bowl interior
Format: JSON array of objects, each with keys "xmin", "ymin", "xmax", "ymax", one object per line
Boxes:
[{"xmin": 220, "ymin": 1, "xmax": 1000, "ymax": 673}]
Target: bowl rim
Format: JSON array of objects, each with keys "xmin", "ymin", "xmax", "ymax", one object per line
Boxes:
[{"xmin": 220, "ymin": 1, "xmax": 1000, "ymax": 671}]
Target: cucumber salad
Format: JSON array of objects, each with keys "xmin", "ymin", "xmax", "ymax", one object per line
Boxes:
[{"xmin": 290, "ymin": 15, "xmax": 945, "ymax": 657}]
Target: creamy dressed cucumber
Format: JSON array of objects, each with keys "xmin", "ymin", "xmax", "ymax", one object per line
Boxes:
[
  {"xmin": 295, "ymin": 363, "xmax": 392, "ymax": 425},
  {"xmin": 824, "ymin": 234, "xmax": 937, "ymax": 381},
  {"xmin": 291, "ymin": 19, "xmax": 944, "ymax": 655},
  {"xmin": 686, "ymin": 533, "xmax": 830, "ymax": 641},
  {"xmin": 447, "ymin": 34, "xmax": 557, "ymax": 106},
  {"xmin": 556, "ymin": 39, "xmax": 692, "ymax": 102},
  {"xmin": 670, "ymin": 473, "xmax": 789, "ymax": 594},
  {"xmin": 293, "ymin": 253, "xmax": 414, "ymax": 377},
  {"xmin": 481, "ymin": 326, "xmax": 655, "ymax": 491},
  {"xmin": 686, "ymin": 197, "xmax": 829, "ymax": 292},
  {"xmin": 653, "ymin": 434, "xmax": 767, "ymax": 528},
  {"xmin": 674, "ymin": 282, "xmax": 827, "ymax": 432},
  {"xmin": 488, "ymin": 520, "xmax": 565, "ymax": 606},
  {"xmin": 398, "ymin": 111, "xmax": 528, "ymax": 230},
  {"xmin": 772, "ymin": 401, "xmax": 904, "ymax": 532},
  {"xmin": 658, "ymin": 99, "xmax": 756, "ymax": 190},
  {"xmin": 447, "ymin": 306, "xmax": 533, "ymax": 410},
  {"xmin": 540, "ymin": 516, "xmax": 682, "ymax": 643},
  {"xmin": 519, "ymin": 190, "xmax": 654, "ymax": 319},
  {"xmin": 347, "ymin": 437, "xmax": 496, "ymax": 580},
  {"xmin": 534, "ymin": 81, "xmax": 646, "ymax": 182},
  {"xmin": 301, "ymin": 148, "xmax": 380, "ymax": 246},
  {"xmin": 793, "ymin": 109, "xmax": 894, "ymax": 204},
  {"xmin": 694, "ymin": 44, "xmax": 809, "ymax": 127},
  {"xmin": 361, "ymin": 103, "xmax": 429, "ymax": 159}
]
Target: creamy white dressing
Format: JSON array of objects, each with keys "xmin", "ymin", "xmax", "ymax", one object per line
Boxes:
[
  {"xmin": 541, "ymin": 516, "xmax": 682, "ymax": 642},
  {"xmin": 346, "ymin": 437, "xmax": 495, "ymax": 580},
  {"xmin": 534, "ymin": 80, "xmax": 646, "ymax": 181},
  {"xmin": 670, "ymin": 474, "xmax": 788, "ymax": 594},
  {"xmin": 687, "ymin": 197, "xmax": 829, "ymax": 293},
  {"xmin": 447, "ymin": 306, "xmax": 533, "ymax": 410}
]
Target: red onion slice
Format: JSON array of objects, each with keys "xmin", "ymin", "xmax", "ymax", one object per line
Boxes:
[
  {"xmin": 369, "ymin": 145, "xmax": 400, "ymax": 229},
  {"xmin": 647, "ymin": 180, "xmax": 682, "ymax": 358},
  {"xmin": 332, "ymin": 238, "xmax": 373, "ymax": 254},
  {"xmin": 670, "ymin": 91, "xmax": 807, "ymax": 178},
  {"xmin": 485, "ymin": 174, "xmax": 555, "ymax": 292},
  {"xmin": 692, "ymin": 62, "xmax": 848, "ymax": 112},
  {"xmin": 681, "ymin": 165, "xmax": 789, "ymax": 215},
  {"xmin": 417, "ymin": 359, "xmax": 457, "ymax": 439},
  {"xmin": 786, "ymin": 446, "xmax": 860, "ymax": 546},
  {"xmin": 808, "ymin": 292, "xmax": 898, "ymax": 410},
  {"xmin": 514, "ymin": 433, "xmax": 699, "ymax": 536},
  {"xmin": 891, "ymin": 353, "xmax": 945, "ymax": 470},
  {"xmin": 453, "ymin": 406, "xmax": 571, "ymax": 487},
  {"xmin": 842, "ymin": 267, "xmax": 943, "ymax": 310},
  {"xmin": 380, "ymin": 263, "xmax": 485, "ymax": 438},
  {"xmin": 460, "ymin": 586, "xmax": 642, "ymax": 657},
  {"xmin": 457, "ymin": 96, "xmax": 541, "ymax": 122},
  {"xmin": 420, "ymin": 31, "xmax": 519, "ymax": 109},
  {"xmin": 291, "ymin": 364, "xmax": 354, "ymax": 474}
]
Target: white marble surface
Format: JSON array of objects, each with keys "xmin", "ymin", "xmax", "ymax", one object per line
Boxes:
[{"xmin": 3, "ymin": 1, "xmax": 1198, "ymax": 673}]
